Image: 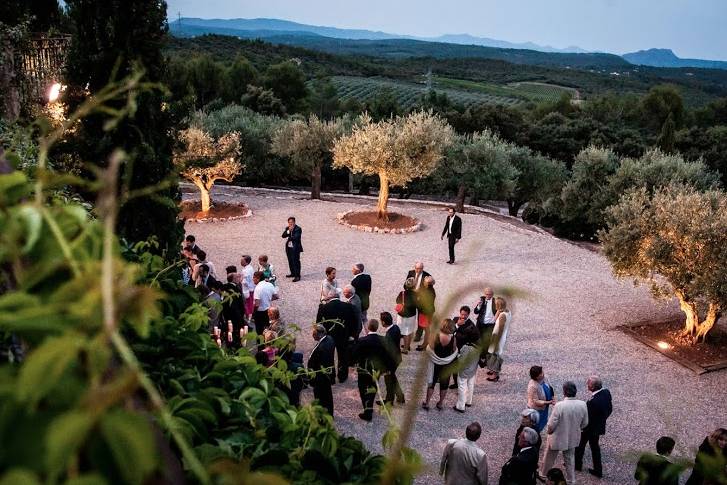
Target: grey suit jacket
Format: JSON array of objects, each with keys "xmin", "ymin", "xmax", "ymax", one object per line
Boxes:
[{"xmin": 546, "ymin": 397, "xmax": 588, "ymax": 450}]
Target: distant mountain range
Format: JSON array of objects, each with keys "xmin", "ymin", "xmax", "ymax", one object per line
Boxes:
[
  {"xmin": 169, "ymin": 17, "xmax": 589, "ymax": 54},
  {"xmin": 622, "ymin": 48, "xmax": 727, "ymax": 70},
  {"xmin": 169, "ymin": 17, "xmax": 727, "ymax": 71}
]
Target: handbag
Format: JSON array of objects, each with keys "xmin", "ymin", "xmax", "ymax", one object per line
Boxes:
[{"xmin": 394, "ymin": 291, "xmax": 404, "ymax": 315}]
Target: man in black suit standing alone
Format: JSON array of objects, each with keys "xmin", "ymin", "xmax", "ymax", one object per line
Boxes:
[
  {"xmin": 575, "ymin": 375, "xmax": 613, "ymax": 479},
  {"xmin": 307, "ymin": 324, "xmax": 335, "ymax": 415},
  {"xmin": 441, "ymin": 207, "xmax": 462, "ymax": 264},
  {"xmin": 282, "ymin": 216, "xmax": 303, "ymax": 282}
]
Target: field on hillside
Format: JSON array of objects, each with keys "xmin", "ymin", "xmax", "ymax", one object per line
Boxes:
[
  {"xmin": 434, "ymin": 76, "xmax": 579, "ymax": 103},
  {"xmin": 329, "ymin": 75, "xmax": 524, "ymax": 109}
]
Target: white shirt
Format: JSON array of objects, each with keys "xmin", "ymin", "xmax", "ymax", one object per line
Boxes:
[
  {"xmin": 414, "ymin": 272, "xmax": 423, "ymax": 290},
  {"xmin": 241, "ymin": 265, "xmax": 254, "ymax": 295},
  {"xmin": 253, "ymin": 281, "xmax": 276, "ymax": 311},
  {"xmin": 448, "ymin": 215, "xmax": 454, "ymax": 234},
  {"xmin": 484, "ymin": 298, "xmax": 495, "ymax": 325}
]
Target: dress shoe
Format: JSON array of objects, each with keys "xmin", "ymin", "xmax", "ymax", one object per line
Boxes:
[
  {"xmin": 448, "ymin": 383, "xmax": 458, "ymax": 390},
  {"xmin": 452, "ymin": 406, "xmax": 465, "ymax": 414},
  {"xmin": 396, "ymin": 396, "xmax": 406, "ymax": 404},
  {"xmin": 285, "ymin": 274, "xmax": 294, "ymax": 278},
  {"xmin": 486, "ymin": 375, "xmax": 500, "ymax": 382},
  {"xmin": 465, "ymin": 403, "xmax": 472, "ymax": 407},
  {"xmin": 588, "ymin": 469, "xmax": 603, "ymax": 478},
  {"xmin": 446, "ymin": 260, "xmax": 453, "ymax": 264},
  {"xmin": 416, "ymin": 345, "xmax": 425, "ymax": 351},
  {"xmin": 358, "ymin": 412, "xmax": 372, "ymax": 422},
  {"xmin": 292, "ymin": 277, "xmax": 300, "ymax": 282}
]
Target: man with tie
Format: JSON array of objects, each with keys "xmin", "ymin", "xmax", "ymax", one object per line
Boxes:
[
  {"xmin": 282, "ymin": 216, "xmax": 303, "ymax": 282},
  {"xmin": 575, "ymin": 376, "xmax": 613, "ymax": 479},
  {"xmin": 441, "ymin": 207, "xmax": 462, "ymax": 264},
  {"xmin": 474, "ymin": 287, "xmax": 497, "ymax": 361}
]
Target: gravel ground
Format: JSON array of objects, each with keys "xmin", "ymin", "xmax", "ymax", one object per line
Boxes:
[{"xmin": 185, "ymin": 185, "xmax": 727, "ymax": 485}]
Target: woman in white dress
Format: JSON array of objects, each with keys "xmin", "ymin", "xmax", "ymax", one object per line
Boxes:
[
  {"xmin": 486, "ymin": 297, "xmax": 511, "ymax": 382},
  {"xmin": 320, "ymin": 266, "xmax": 341, "ymax": 304}
]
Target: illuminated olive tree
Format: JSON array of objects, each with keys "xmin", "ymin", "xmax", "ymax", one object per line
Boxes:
[
  {"xmin": 333, "ymin": 111, "xmax": 453, "ymax": 221},
  {"xmin": 600, "ymin": 185, "xmax": 727, "ymax": 343},
  {"xmin": 174, "ymin": 127, "xmax": 242, "ymax": 213},
  {"xmin": 272, "ymin": 114, "xmax": 347, "ymax": 199}
]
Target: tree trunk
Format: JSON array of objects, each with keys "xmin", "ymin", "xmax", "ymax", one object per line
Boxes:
[
  {"xmin": 311, "ymin": 163, "xmax": 322, "ymax": 199},
  {"xmin": 377, "ymin": 173, "xmax": 389, "ymax": 221},
  {"xmin": 677, "ymin": 292, "xmax": 721, "ymax": 343},
  {"xmin": 507, "ymin": 199, "xmax": 523, "ymax": 217},
  {"xmin": 195, "ymin": 181, "xmax": 212, "ymax": 213},
  {"xmin": 348, "ymin": 171, "xmax": 354, "ymax": 194},
  {"xmin": 455, "ymin": 184, "xmax": 466, "ymax": 213}
]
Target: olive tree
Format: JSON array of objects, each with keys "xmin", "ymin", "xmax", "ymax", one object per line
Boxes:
[
  {"xmin": 174, "ymin": 127, "xmax": 242, "ymax": 213},
  {"xmin": 272, "ymin": 114, "xmax": 347, "ymax": 199},
  {"xmin": 600, "ymin": 185, "xmax": 727, "ymax": 343},
  {"xmin": 333, "ymin": 111, "xmax": 453, "ymax": 221},
  {"xmin": 506, "ymin": 146, "xmax": 568, "ymax": 217}
]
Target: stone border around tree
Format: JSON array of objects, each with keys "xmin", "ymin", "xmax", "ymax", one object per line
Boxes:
[
  {"xmin": 186, "ymin": 209, "xmax": 253, "ymax": 224},
  {"xmin": 336, "ymin": 210, "xmax": 422, "ymax": 234}
]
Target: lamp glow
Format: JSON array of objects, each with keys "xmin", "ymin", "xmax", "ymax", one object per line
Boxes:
[
  {"xmin": 656, "ymin": 341, "xmax": 671, "ymax": 350},
  {"xmin": 48, "ymin": 83, "xmax": 62, "ymax": 103}
]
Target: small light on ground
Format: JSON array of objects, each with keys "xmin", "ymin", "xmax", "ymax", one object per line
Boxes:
[
  {"xmin": 48, "ymin": 82, "xmax": 63, "ymax": 103},
  {"xmin": 657, "ymin": 341, "xmax": 671, "ymax": 350}
]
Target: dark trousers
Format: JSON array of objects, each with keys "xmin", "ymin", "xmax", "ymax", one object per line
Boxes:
[
  {"xmin": 575, "ymin": 430, "xmax": 602, "ymax": 474},
  {"xmin": 313, "ymin": 378, "xmax": 334, "ymax": 415},
  {"xmin": 253, "ymin": 310, "xmax": 269, "ymax": 335},
  {"xmin": 334, "ymin": 337, "xmax": 350, "ymax": 382},
  {"xmin": 384, "ymin": 370, "xmax": 404, "ymax": 403},
  {"xmin": 447, "ymin": 235, "xmax": 457, "ymax": 262},
  {"xmin": 357, "ymin": 370, "xmax": 376, "ymax": 418},
  {"xmin": 285, "ymin": 248, "xmax": 301, "ymax": 277}
]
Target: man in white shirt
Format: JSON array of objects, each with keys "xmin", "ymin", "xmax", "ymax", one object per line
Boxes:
[
  {"xmin": 252, "ymin": 271, "xmax": 277, "ymax": 335},
  {"xmin": 474, "ymin": 287, "xmax": 497, "ymax": 360},
  {"xmin": 240, "ymin": 255, "xmax": 255, "ymax": 317},
  {"xmin": 541, "ymin": 381, "xmax": 589, "ymax": 485},
  {"xmin": 440, "ymin": 422, "xmax": 489, "ymax": 485}
]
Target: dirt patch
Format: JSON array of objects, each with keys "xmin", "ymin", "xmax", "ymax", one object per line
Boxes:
[
  {"xmin": 343, "ymin": 210, "xmax": 417, "ymax": 230},
  {"xmin": 621, "ymin": 318, "xmax": 727, "ymax": 373},
  {"xmin": 179, "ymin": 200, "xmax": 251, "ymax": 221}
]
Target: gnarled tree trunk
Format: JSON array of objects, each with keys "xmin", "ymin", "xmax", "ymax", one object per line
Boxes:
[
  {"xmin": 455, "ymin": 184, "xmax": 466, "ymax": 213},
  {"xmin": 507, "ymin": 199, "xmax": 524, "ymax": 217},
  {"xmin": 311, "ymin": 162, "xmax": 322, "ymax": 199},
  {"xmin": 377, "ymin": 172, "xmax": 389, "ymax": 221},
  {"xmin": 193, "ymin": 179, "xmax": 212, "ymax": 213},
  {"xmin": 676, "ymin": 291, "xmax": 722, "ymax": 343}
]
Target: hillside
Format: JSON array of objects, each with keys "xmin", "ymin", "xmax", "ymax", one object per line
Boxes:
[
  {"xmin": 165, "ymin": 35, "xmax": 727, "ymax": 106},
  {"xmin": 623, "ymin": 48, "xmax": 727, "ymax": 70}
]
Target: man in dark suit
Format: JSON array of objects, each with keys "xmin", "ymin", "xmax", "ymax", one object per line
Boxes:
[
  {"xmin": 379, "ymin": 312, "xmax": 405, "ymax": 406},
  {"xmin": 352, "ymin": 319, "xmax": 395, "ymax": 421},
  {"xmin": 316, "ymin": 296, "xmax": 359, "ymax": 383},
  {"xmin": 282, "ymin": 216, "xmax": 303, "ymax": 282},
  {"xmin": 441, "ymin": 207, "xmax": 462, "ymax": 264},
  {"xmin": 635, "ymin": 436, "xmax": 680, "ymax": 485},
  {"xmin": 406, "ymin": 261, "xmax": 431, "ymax": 291},
  {"xmin": 350, "ymin": 263, "xmax": 372, "ymax": 322},
  {"xmin": 307, "ymin": 324, "xmax": 335, "ymax": 415},
  {"xmin": 500, "ymin": 427, "xmax": 540, "ymax": 485},
  {"xmin": 450, "ymin": 305, "xmax": 480, "ymax": 390},
  {"xmin": 575, "ymin": 376, "xmax": 613, "ymax": 478}
]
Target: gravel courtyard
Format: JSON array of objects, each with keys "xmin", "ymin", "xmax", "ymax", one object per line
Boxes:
[{"xmin": 186, "ymin": 185, "xmax": 727, "ymax": 485}]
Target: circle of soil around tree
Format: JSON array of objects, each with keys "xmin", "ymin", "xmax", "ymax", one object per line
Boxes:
[
  {"xmin": 180, "ymin": 200, "xmax": 251, "ymax": 222},
  {"xmin": 621, "ymin": 318, "xmax": 727, "ymax": 373},
  {"xmin": 338, "ymin": 210, "xmax": 421, "ymax": 234}
]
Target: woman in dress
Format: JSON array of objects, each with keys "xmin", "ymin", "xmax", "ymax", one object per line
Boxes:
[
  {"xmin": 415, "ymin": 276, "xmax": 436, "ymax": 351},
  {"xmin": 422, "ymin": 319, "xmax": 458, "ymax": 411},
  {"xmin": 320, "ymin": 266, "xmax": 341, "ymax": 304},
  {"xmin": 686, "ymin": 428, "xmax": 727, "ymax": 485},
  {"xmin": 485, "ymin": 296, "xmax": 511, "ymax": 382},
  {"xmin": 527, "ymin": 365, "xmax": 556, "ymax": 433},
  {"xmin": 396, "ymin": 278, "xmax": 418, "ymax": 353}
]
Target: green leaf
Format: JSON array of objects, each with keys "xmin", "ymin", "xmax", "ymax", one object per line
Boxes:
[
  {"xmin": 63, "ymin": 474, "xmax": 108, "ymax": 485},
  {"xmin": 18, "ymin": 333, "xmax": 86, "ymax": 406},
  {"xmin": 16, "ymin": 206, "xmax": 43, "ymax": 254},
  {"xmin": 0, "ymin": 469, "xmax": 41, "ymax": 485},
  {"xmin": 46, "ymin": 411, "xmax": 96, "ymax": 481},
  {"xmin": 99, "ymin": 410, "xmax": 157, "ymax": 484},
  {"xmin": 0, "ymin": 172, "xmax": 31, "ymax": 206}
]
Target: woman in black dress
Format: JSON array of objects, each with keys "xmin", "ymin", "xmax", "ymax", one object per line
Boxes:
[
  {"xmin": 422, "ymin": 319, "xmax": 457, "ymax": 411},
  {"xmin": 686, "ymin": 428, "xmax": 727, "ymax": 485}
]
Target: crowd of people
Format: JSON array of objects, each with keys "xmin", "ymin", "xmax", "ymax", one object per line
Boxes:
[{"xmin": 178, "ymin": 209, "xmax": 726, "ymax": 485}]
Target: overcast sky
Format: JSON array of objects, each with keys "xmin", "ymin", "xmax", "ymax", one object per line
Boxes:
[{"xmin": 164, "ymin": 0, "xmax": 727, "ymax": 60}]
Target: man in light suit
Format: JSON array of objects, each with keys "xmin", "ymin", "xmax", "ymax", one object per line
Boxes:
[
  {"xmin": 575, "ymin": 376, "xmax": 613, "ymax": 479},
  {"xmin": 441, "ymin": 207, "xmax": 462, "ymax": 264},
  {"xmin": 540, "ymin": 381, "xmax": 589, "ymax": 485}
]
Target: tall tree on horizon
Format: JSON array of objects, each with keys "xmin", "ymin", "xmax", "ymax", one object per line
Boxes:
[{"xmin": 64, "ymin": 0, "xmax": 182, "ymax": 254}]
